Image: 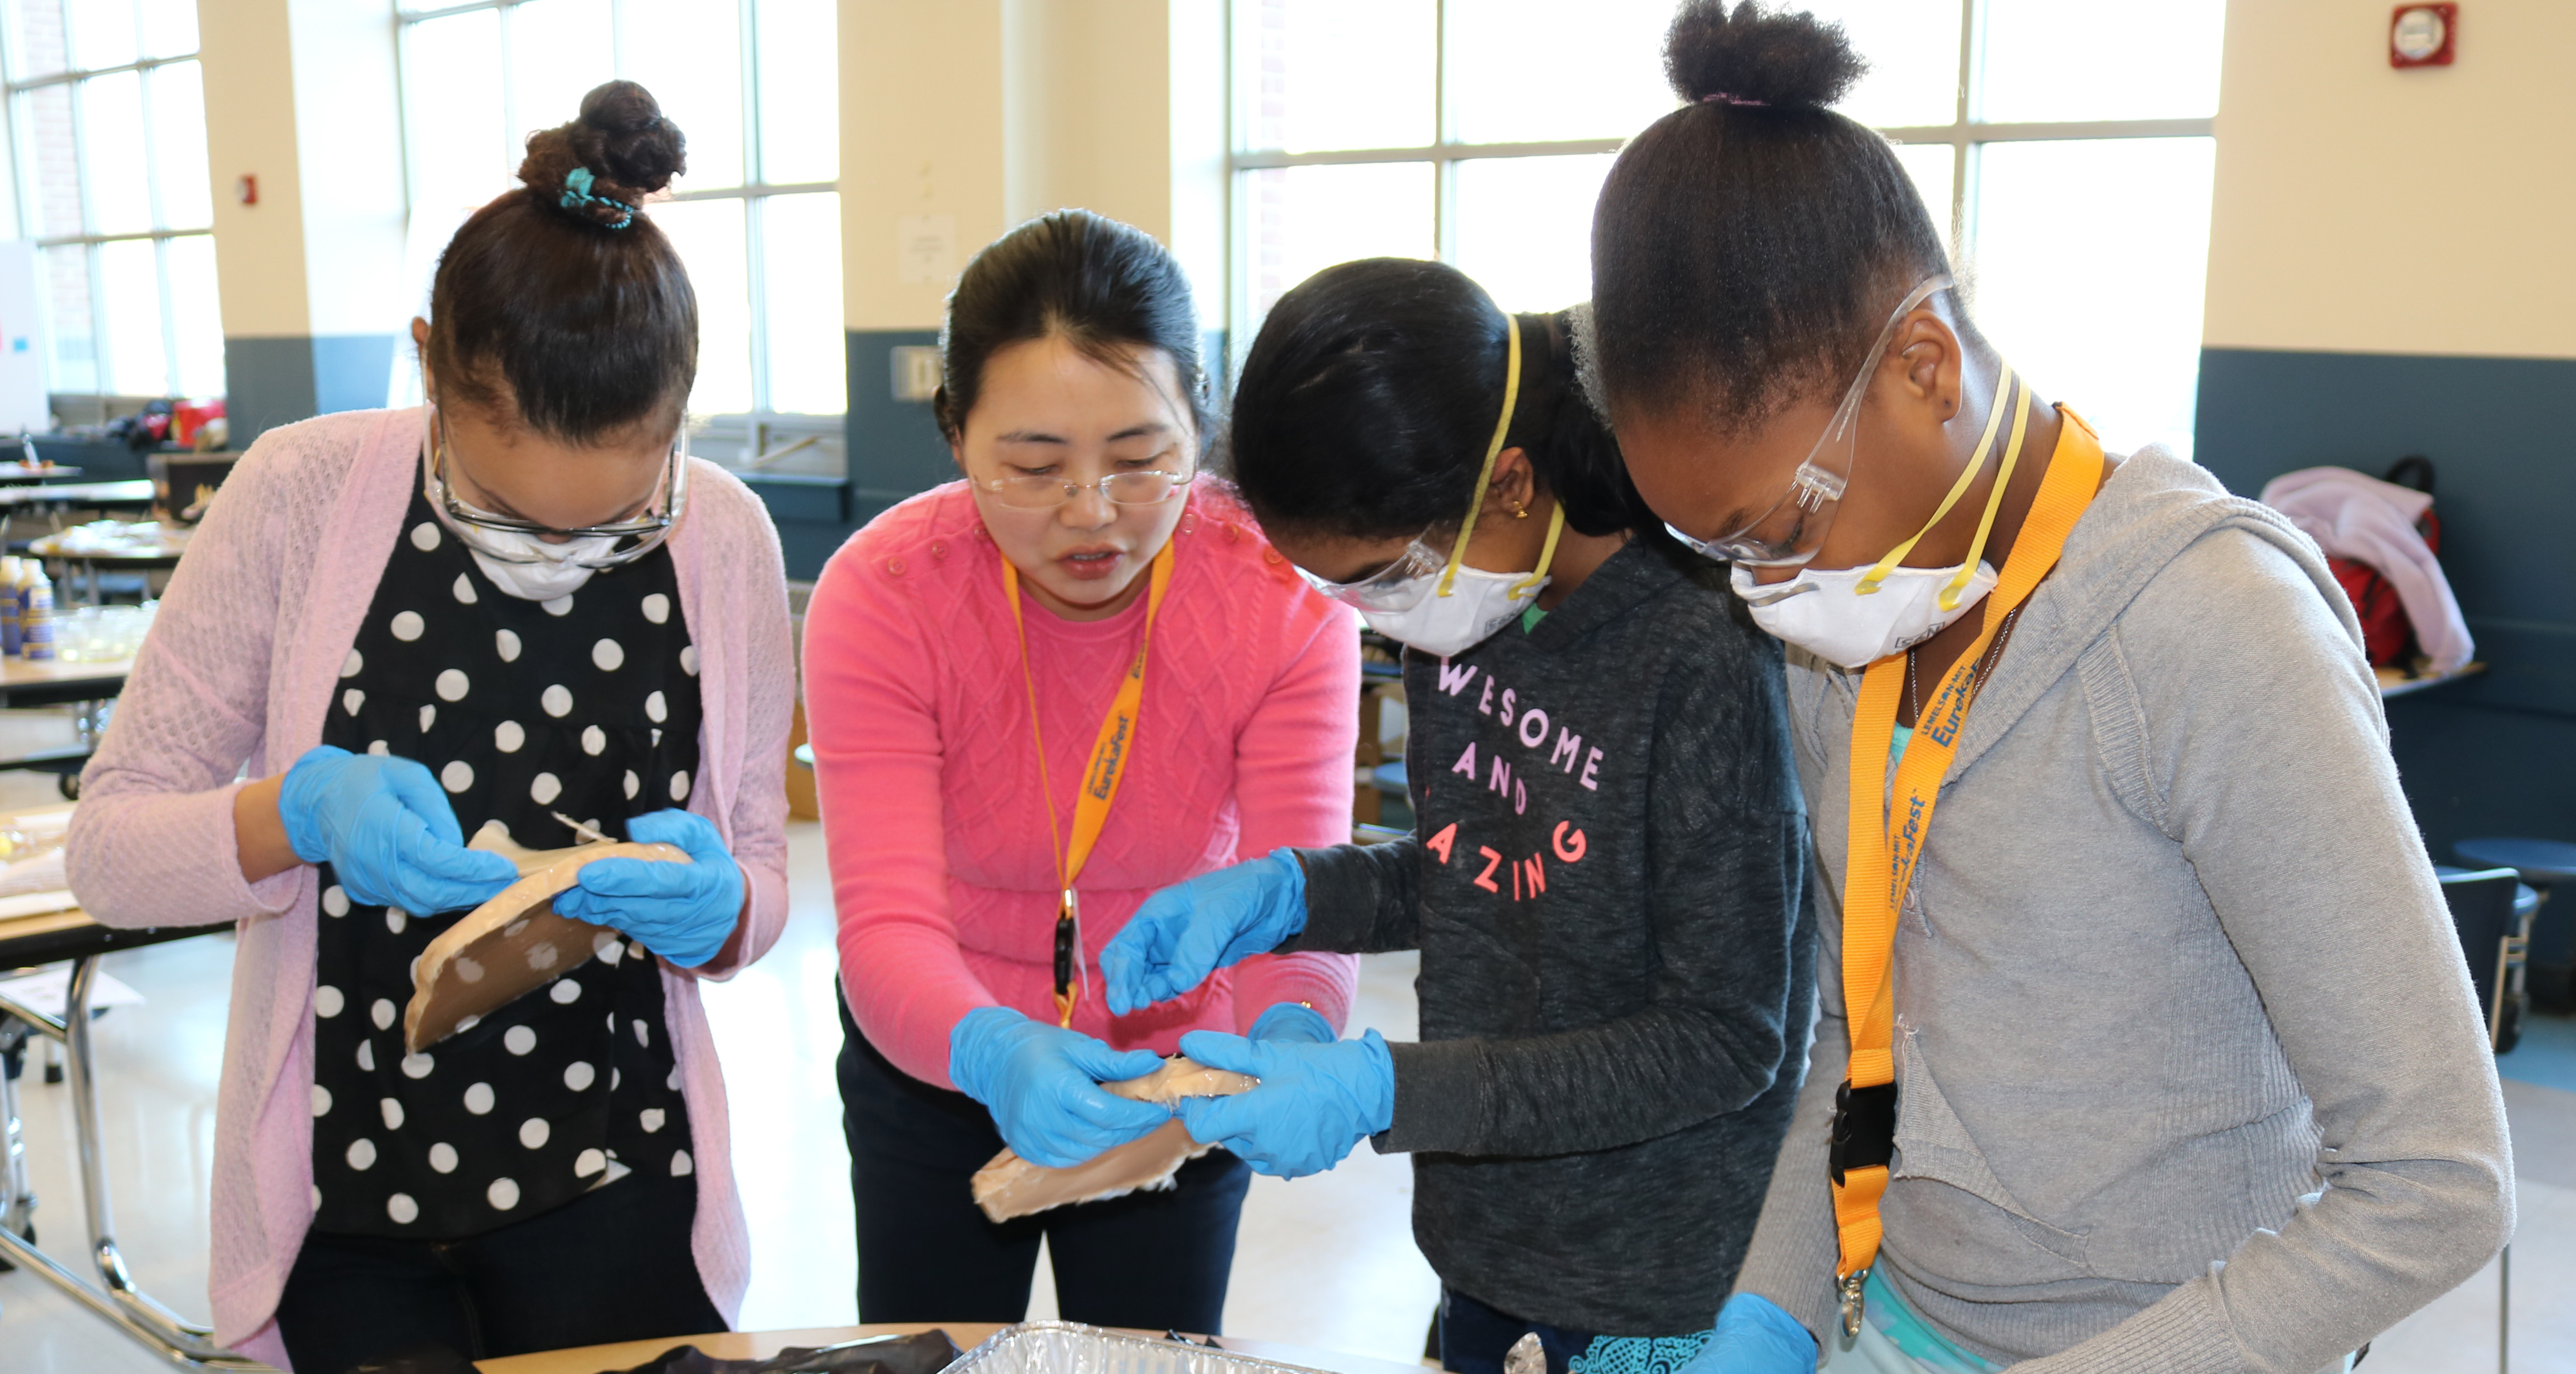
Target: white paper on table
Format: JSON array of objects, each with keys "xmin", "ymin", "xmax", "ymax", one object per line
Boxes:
[
  {"xmin": 0, "ymin": 808, "xmax": 73, "ymax": 839},
  {"xmin": 0, "ymin": 847, "xmax": 67, "ymax": 897},
  {"xmin": 0, "ymin": 888, "xmax": 79, "ymax": 920},
  {"xmin": 0, "ymin": 964, "xmax": 144, "ymax": 1021}
]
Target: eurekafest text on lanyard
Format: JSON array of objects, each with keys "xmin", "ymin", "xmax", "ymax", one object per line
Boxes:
[
  {"xmin": 1005, "ymin": 539, "xmax": 1176, "ymax": 1028},
  {"xmin": 1828, "ymin": 401, "xmax": 2106, "ymax": 1336}
]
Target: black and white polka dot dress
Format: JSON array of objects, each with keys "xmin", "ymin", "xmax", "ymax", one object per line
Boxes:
[{"xmin": 308, "ymin": 490, "xmax": 704, "ymax": 1240}]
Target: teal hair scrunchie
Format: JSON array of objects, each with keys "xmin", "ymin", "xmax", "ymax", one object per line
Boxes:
[{"xmin": 559, "ymin": 166, "xmax": 638, "ymax": 230}]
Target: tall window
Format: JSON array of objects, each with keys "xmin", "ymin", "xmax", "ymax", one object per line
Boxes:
[
  {"xmin": 2, "ymin": 0, "xmax": 221, "ymax": 401},
  {"xmin": 1232, "ymin": 0, "xmax": 2224, "ymax": 458},
  {"xmin": 396, "ymin": 0, "xmax": 843, "ymax": 463}
]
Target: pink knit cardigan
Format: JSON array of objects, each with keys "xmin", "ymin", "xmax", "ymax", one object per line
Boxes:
[
  {"xmin": 65, "ymin": 407, "xmax": 795, "ymax": 1369},
  {"xmin": 806, "ymin": 483, "xmax": 1360, "ymax": 1087}
]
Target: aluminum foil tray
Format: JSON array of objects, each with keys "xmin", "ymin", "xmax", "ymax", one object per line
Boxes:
[{"xmin": 942, "ymin": 1322, "xmax": 1335, "ymax": 1374}]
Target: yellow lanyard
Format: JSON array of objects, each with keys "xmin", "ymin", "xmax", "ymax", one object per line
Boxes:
[
  {"xmin": 1003, "ymin": 538, "xmax": 1176, "ymax": 1027},
  {"xmin": 1829, "ymin": 405, "xmax": 2105, "ymax": 1333}
]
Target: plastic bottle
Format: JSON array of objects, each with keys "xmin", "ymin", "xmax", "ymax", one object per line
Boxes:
[
  {"xmin": 0, "ymin": 557, "xmax": 20, "ymax": 657},
  {"xmin": 18, "ymin": 562, "xmax": 53, "ymax": 662}
]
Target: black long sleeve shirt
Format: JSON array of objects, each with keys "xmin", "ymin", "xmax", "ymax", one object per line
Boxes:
[{"xmin": 1287, "ymin": 541, "xmax": 1814, "ymax": 1336}]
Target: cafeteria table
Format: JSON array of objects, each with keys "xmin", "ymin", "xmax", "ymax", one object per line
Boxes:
[
  {"xmin": 0, "ymin": 477, "xmax": 154, "ymax": 513},
  {"xmin": 0, "ymin": 891, "xmax": 247, "ymax": 1367},
  {"xmin": 30, "ymin": 522, "xmax": 189, "ymax": 607},
  {"xmin": 478, "ymin": 1322, "xmax": 1434, "ymax": 1374},
  {"xmin": 0, "ymin": 655, "xmax": 134, "ymax": 796}
]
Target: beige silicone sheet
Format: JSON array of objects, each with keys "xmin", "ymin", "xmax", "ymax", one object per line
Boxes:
[{"xmin": 968, "ymin": 1058, "xmax": 1256, "ymax": 1223}]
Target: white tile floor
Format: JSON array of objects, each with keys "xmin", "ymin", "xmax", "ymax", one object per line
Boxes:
[{"xmin": 1, "ymin": 807, "xmax": 2569, "ymax": 1371}]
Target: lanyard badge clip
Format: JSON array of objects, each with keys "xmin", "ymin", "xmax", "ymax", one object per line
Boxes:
[
  {"xmin": 1838, "ymin": 1270, "xmax": 1870, "ymax": 1340},
  {"xmin": 1828, "ymin": 1079, "xmax": 1898, "ymax": 1185},
  {"xmin": 1051, "ymin": 889, "xmax": 1084, "ymax": 1028}
]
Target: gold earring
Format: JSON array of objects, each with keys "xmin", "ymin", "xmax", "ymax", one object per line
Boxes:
[{"xmin": 1513, "ymin": 504, "xmax": 1529, "ymax": 519}]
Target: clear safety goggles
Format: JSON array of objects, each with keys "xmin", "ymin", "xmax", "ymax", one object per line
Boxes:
[
  {"xmin": 423, "ymin": 406, "xmax": 690, "ymax": 569},
  {"xmin": 1295, "ymin": 527, "xmax": 1449, "ymax": 614},
  {"xmin": 1662, "ymin": 273, "xmax": 1955, "ymax": 570}
]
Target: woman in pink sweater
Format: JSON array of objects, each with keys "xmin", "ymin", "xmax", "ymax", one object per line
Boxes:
[
  {"xmin": 65, "ymin": 85, "xmax": 793, "ymax": 1372},
  {"xmin": 805, "ymin": 210, "xmax": 1359, "ymax": 1332}
]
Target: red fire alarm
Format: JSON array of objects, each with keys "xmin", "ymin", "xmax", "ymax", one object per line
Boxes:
[
  {"xmin": 2390, "ymin": 4, "xmax": 2455, "ymax": 67},
  {"xmin": 234, "ymin": 174, "xmax": 257, "ymax": 205}
]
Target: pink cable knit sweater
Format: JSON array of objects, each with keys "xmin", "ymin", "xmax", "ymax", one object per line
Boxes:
[
  {"xmin": 65, "ymin": 408, "xmax": 795, "ymax": 1369},
  {"xmin": 806, "ymin": 483, "xmax": 1360, "ymax": 1086}
]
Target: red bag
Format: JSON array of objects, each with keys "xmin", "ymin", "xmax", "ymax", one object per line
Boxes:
[{"xmin": 2328, "ymin": 456, "xmax": 2440, "ymax": 668}]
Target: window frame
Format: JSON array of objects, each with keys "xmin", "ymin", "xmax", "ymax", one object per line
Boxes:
[
  {"xmin": 1224, "ymin": 0, "xmax": 2217, "ymax": 352},
  {"xmin": 392, "ymin": 0, "xmax": 843, "ymax": 463},
  {"xmin": 0, "ymin": 1, "xmax": 214, "ymax": 401}
]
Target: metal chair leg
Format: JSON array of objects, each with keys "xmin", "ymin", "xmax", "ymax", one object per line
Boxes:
[
  {"xmin": 0, "ymin": 956, "xmax": 268, "ymax": 1368},
  {"xmin": 0, "ymin": 1021, "xmax": 34, "ymax": 1251},
  {"xmin": 2498, "ymin": 1241, "xmax": 2509, "ymax": 1374}
]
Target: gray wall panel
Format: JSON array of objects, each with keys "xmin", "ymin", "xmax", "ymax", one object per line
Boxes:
[{"xmin": 2195, "ymin": 346, "xmax": 2576, "ymax": 857}]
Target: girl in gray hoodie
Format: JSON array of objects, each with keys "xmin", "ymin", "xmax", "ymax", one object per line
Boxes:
[{"xmin": 1584, "ymin": 4, "xmax": 2513, "ymax": 1373}]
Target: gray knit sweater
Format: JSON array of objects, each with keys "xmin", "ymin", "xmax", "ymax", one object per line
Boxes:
[
  {"xmin": 1289, "ymin": 542, "xmax": 1813, "ymax": 1336},
  {"xmin": 1731, "ymin": 448, "xmax": 2515, "ymax": 1371}
]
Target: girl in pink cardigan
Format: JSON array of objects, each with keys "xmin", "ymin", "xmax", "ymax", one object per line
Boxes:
[
  {"xmin": 805, "ymin": 210, "xmax": 1359, "ymax": 1332},
  {"xmin": 65, "ymin": 84, "xmax": 793, "ymax": 1373}
]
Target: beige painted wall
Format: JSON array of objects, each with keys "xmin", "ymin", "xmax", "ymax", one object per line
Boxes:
[
  {"xmin": 840, "ymin": 0, "xmax": 1221, "ymax": 333},
  {"xmin": 1002, "ymin": 0, "xmax": 1173, "ymax": 234},
  {"xmin": 2202, "ymin": 0, "xmax": 2576, "ymax": 358},
  {"xmin": 840, "ymin": 0, "xmax": 1010, "ymax": 332},
  {"xmin": 201, "ymin": 0, "xmax": 311, "ymax": 337}
]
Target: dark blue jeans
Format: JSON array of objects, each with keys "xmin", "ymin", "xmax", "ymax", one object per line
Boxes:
[
  {"xmin": 1441, "ymin": 1287, "xmax": 1602, "ymax": 1374},
  {"xmin": 274, "ymin": 1170, "xmax": 721, "ymax": 1374},
  {"xmin": 836, "ymin": 990, "xmax": 1251, "ymax": 1333}
]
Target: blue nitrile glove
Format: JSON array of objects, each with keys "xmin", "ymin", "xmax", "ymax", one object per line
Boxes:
[
  {"xmin": 1172, "ymin": 1027, "xmax": 1393, "ymax": 1179},
  {"xmin": 1246, "ymin": 1001, "xmax": 1337, "ymax": 1044},
  {"xmin": 948, "ymin": 1006, "xmax": 1174, "ymax": 1168},
  {"xmin": 1102, "ymin": 850, "xmax": 1309, "ymax": 1014},
  {"xmin": 1677, "ymin": 1294, "xmax": 1818, "ymax": 1374},
  {"xmin": 276, "ymin": 745, "xmax": 516, "ymax": 914},
  {"xmin": 553, "ymin": 810, "xmax": 746, "ymax": 969}
]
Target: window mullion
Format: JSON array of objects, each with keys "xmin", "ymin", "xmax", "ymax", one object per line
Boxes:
[
  {"xmin": 137, "ymin": 61, "xmax": 166, "ymax": 233},
  {"xmin": 739, "ymin": 0, "xmax": 766, "ymax": 418},
  {"xmin": 154, "ymin": 234, "xmax": 181, "ymax": 394},
  {"xmin": 68, "ymin": 74, "xmax": 118, "ymax": 392},
  {"xmin": 495, "ymin": 1, "xmax": 516, "ymax": 190},
  {"xmin": 3, "ymin": 91, "xmax": 27, "ymax": 242},
  {"xmin": 1953, "ymin": 0, "xmax": 1984, "ymax": 275},
  {"xmin": 1430, "ymin": 0, "xmax": 1452, "ymax": 265}
]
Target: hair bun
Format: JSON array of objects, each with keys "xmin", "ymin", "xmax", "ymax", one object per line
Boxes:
[
  {"xmin": 1664, "ymin": 0, "xmax": 1865, "ymax": 111},
  {"xmin": 518, "ymin": 80, "xmax": 688, "ymax": 229}
]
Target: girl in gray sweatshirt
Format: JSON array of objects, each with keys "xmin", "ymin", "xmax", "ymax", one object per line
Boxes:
[
  {"xmin": 1584, "ymin": 4, "xmax": 2514, "ymax": 1373},
  {"xmin": 1101, "ymin": 258, "xmax": 1814, "ymax": 1374}
]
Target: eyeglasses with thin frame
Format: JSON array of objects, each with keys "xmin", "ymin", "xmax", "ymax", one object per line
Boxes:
[
  {"xmin": 424, "ymin": 407, "xmax": 689, "ymax": 569},
  {"xmin": 971, "ymin": 453, "xmax": 1199, "ymax": 510},
  {"xmin": 968, "ymin": 453, "xmax": 1200, "ymax": 510},
  {"xmin": 1661, "ymin": 273, "xmax": 1955, "ymax": 570}
]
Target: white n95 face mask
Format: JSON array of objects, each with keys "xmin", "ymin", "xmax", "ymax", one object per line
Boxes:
[
  {"xmin": 1731, "ymin": 559, "xmax": 1998, "ymax": 671},
  {"xmin": 468, "ymin": 535, "xmax": 616, "ymax": 601},
  {"xmin": 1727, "ymin": 360, "xmax": 2038, "ymax": 671},
  {"xmin": 1363, "ymin": 539, "xmax": 1554, "ymax": 659}
]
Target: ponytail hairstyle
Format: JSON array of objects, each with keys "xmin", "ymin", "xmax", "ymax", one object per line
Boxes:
[
  {"xmin": 1590, "ymin": 1, "xmax": 1955, "ymax": 433},
  {"xmin": 424, "ymin": 80, "xmax": 697, "ymax": 442},
  {"xmin": 1226, "ymin": 257, "xmax": 1659, "ymax": 546},
  {"xmin": 934, "ymin": 209, "xmax": 1213, "ymax": 450}
]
